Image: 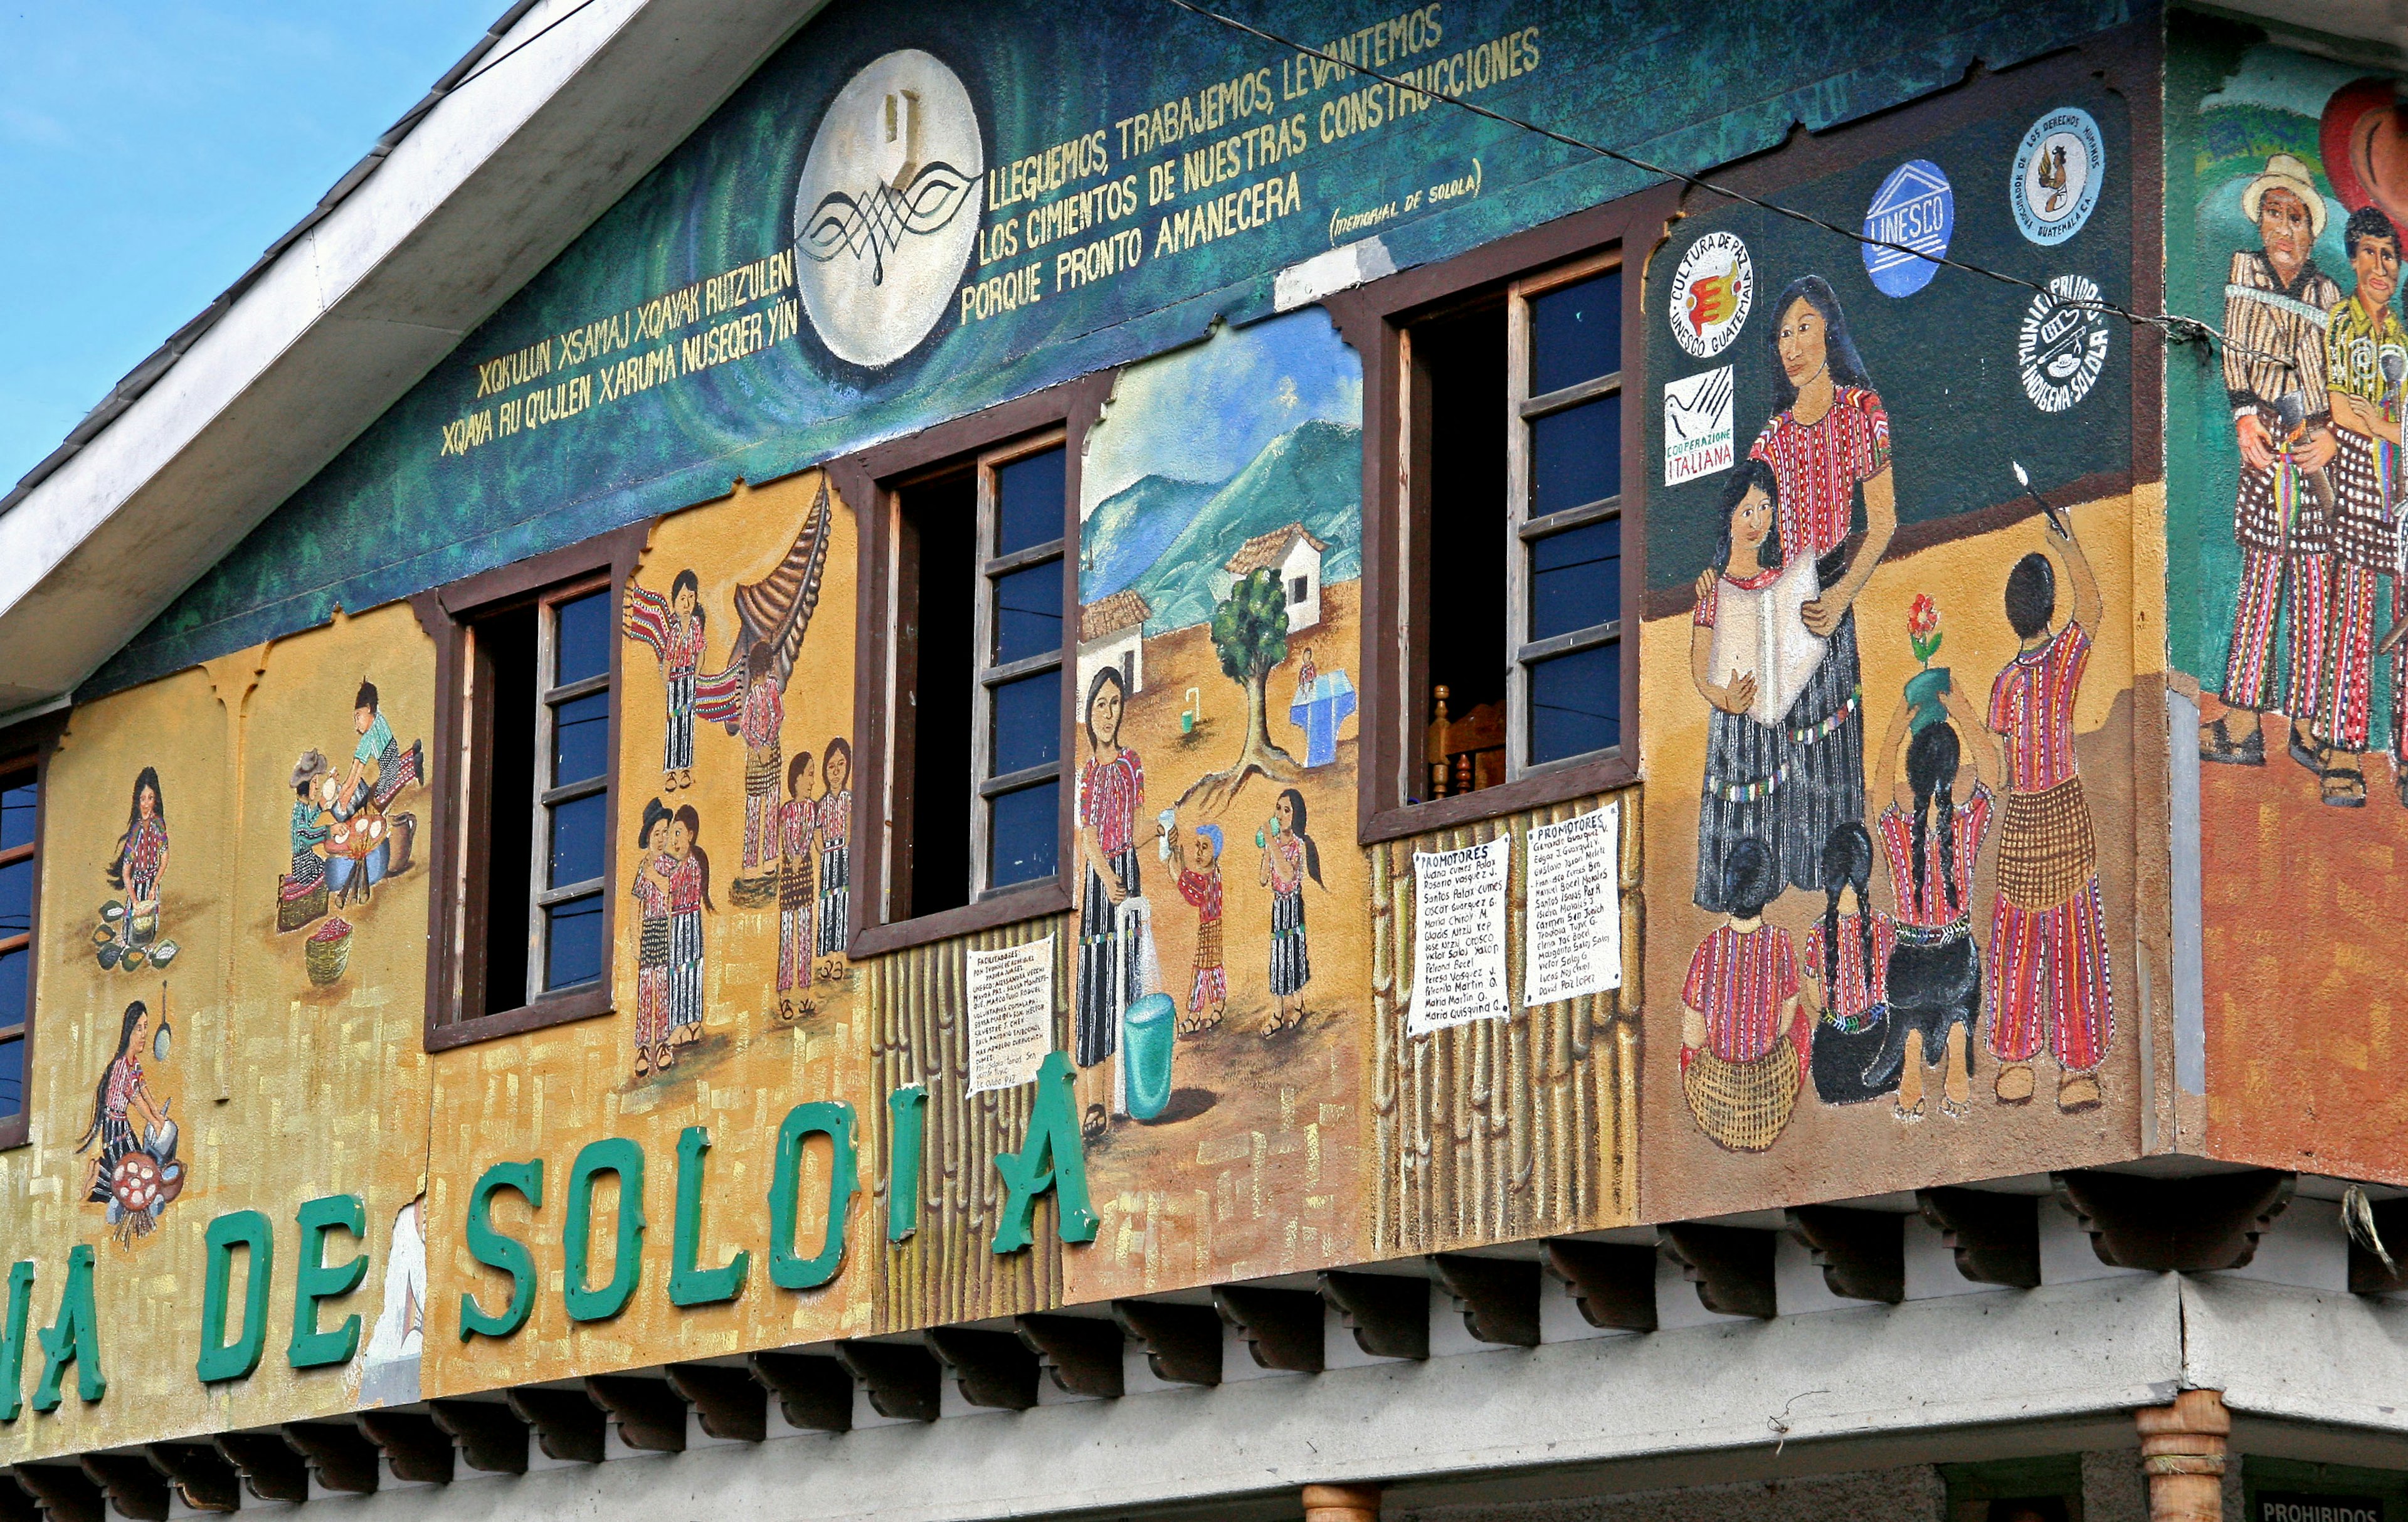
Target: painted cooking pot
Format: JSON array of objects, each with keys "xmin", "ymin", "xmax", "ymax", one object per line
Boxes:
[{"xmin": 1122, "ymin": 993, "xmax": 1178, "ymax": 1122}]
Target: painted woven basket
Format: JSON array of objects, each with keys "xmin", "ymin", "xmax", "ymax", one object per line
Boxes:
[
  {"xmin": 305, "ymin": 917, "xmax": 354, "ymax": 986},
  {"xmin": 1682, "ymin": 1042, "xmax": 1800, "ymax": 1153}
]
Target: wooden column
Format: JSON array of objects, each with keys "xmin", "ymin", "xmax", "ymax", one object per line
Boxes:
[
  {"xmin": 2135, "ymin": 1388, "xmax": 2229, "ymax": 1522},
  {"xmin": 1302, "ymin": 1482, "xmax": 1382, "ymax": 1522}
]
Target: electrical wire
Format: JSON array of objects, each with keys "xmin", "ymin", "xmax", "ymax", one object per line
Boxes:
[{"xmin": 1154, "ymin": 0, "xmax": 2293, "ymax": 369}]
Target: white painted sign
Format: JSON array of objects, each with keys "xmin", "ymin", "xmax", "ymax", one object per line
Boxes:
[
  {"xmin": 1523, "ymin": 804, "xmax": 1623, "ymax": 1007},
  {"xmin": 1664, "ymin": 364, "xmax": 1735, "ymax": 485},
  {"xmin": 1407, "ymin": 837, "xmax": 1511, "ymax": 1035},
  {"xmin": 967, "ymin": 936, "xmax": 1055, "ymax": 1094}
]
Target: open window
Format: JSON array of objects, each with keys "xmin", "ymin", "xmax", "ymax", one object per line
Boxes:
[
  {"xmin": 1332, "ymin": 187, "xmax": 1667, "ymax": 841},
  {"xmin": 418, "ymin": 527, "xmax": 642, "ymax": 1049},
  {"xmin": 838, "ymin": 375, "xmax": 1106, "ymax": 956}
]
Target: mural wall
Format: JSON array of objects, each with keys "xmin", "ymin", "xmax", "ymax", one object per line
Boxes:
[
  {"xmin": 2164, "ymin": 16, "xmax": 2408, "ymax": 1180},
  {"xmin": 1638, "ymin": 58, "xmax": 2153, "ymax": 1217}
]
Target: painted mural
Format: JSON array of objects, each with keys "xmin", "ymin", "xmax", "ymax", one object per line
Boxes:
[
  {"xmin": 1639, "ymin": 61, "xmax": 2146, "ymax": 1215},
  {"xmin": 1064, "ymin": 309, "xmax": 1373, "ymax": 1297},
  {"xmin": 2165, "ymin": 20, "xmax": 2408, "ymax": 1178}
]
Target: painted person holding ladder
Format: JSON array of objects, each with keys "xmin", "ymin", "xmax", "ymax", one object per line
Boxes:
[{"xmin": 2199, "ymin": 154, "xmax": 2343, "ymax": 772}]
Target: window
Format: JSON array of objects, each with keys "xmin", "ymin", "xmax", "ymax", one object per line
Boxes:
[
  {"xmin": 419, "ymin": 528, "xmax": 641, "ymax": 1049},
  {"xmin": 1330, "ymin": 186, "xmax": 1666, "ymax": 842},
  {"xmin": 891, "ymin": 435, "xmax": 1067, "ymax": 916},
  {"xmin": 0, "ymin": 716, "xmax": 58, "ymax": 1148},
  {"xmin": 838, "ymin": 374, "xmax": 1106, "ymax": 954}
]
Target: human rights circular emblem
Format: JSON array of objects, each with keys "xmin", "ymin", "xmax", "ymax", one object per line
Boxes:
[
  {"xmin": 1669, "ymin": 231, "xmax": 1754, "ymax": 358},
  {"xmin": 2011, "ymin": 107, "xmax": 2104, "ymax": 246},
  {"xmin": 2017, "ymin": 274, "xmax": 2111, "ymax": 413},
  {"xmin": 791, "ymin": 50, "xmax": 984, "ymax": 369}
]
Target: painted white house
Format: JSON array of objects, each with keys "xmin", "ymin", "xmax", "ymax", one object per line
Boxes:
[
  {"xmin": 1077, "ymin": 587, "xmax": 1149, "ymax": 703},
  {"xmin": 1225, "ymin": 522, "xmax": 1327, "ymax": 635}
]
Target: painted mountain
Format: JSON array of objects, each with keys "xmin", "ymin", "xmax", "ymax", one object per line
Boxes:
[
  {"xmin": 1080, "ymin": 474, "xmax": 1217, "ymax": 601},
  {"xmin": 1125, "ymin": 418, "xmax": 1363, "ymax": 632}
]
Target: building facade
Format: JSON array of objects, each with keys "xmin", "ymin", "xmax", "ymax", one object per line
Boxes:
[{"xmin": 0, "ymin": 3, "xmax": 2404, "ymax": 1521}]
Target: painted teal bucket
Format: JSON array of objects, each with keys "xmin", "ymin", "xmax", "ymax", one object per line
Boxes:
[{"xmin": 1122, "ymin": 993, "xmax": 1178, "ymax": 1121}]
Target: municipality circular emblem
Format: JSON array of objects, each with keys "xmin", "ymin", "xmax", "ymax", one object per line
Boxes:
[
  {"xmin": 792, "ymin": 50, "xmax": 985, "ymax": 369},
  {"xmin": 1669, "ymin": 231, "xmax": 1754, "ymax": 359},
  {"xmin": 2012, "ymin": 107, "xmax": 2104, "ymax": 246},
  {"xmin": 2017, "ymin": 274, "xmax": 2111, "ymax": 413},
  {"xmin": 1862, "ymin": 159, "xmax": 1953, "ymax": 297}
]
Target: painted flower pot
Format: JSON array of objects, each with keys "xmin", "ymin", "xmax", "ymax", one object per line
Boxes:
[
  {"xmin": 1903, "ymin": 665, "xmax": 1953, "ymax": 732},
  {"xmin": 1122, "ymin": 993, "xmax": 1178, "ymax": 1122}
]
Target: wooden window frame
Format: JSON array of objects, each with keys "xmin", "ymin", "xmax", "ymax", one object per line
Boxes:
[
  {"xmin": 1326, "ymin": 182, "xmax": 1677, "ymax": 845},
  {"xmin": 969, "ymin": 427, "xmax": 1070, "ymax": 901},
  {"xmin": 831, "ymin": 371, "xmax": 1112, "ymax": 961},
  {"xmin": 413, "ymin": 524, "xmax": 646, "ymax": 1052},
  {"xmin": 0, "ymin": 709, "xmax": 65, "ymax": 1149}
]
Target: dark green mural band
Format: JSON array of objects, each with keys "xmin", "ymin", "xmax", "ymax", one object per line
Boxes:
[
  {"xmin": 885, "ymin": 1085, "xmax": 927, "ymax": 1244},
  {"xmin": 769, "ymin": 1101, "xmax": 857, "ymax": 1291},
  {"xmin": 460, "ymin": 1160, "xmax": 544, "ymax": 1342},
  {"xmin": 0, "ymin": 1260, "xmax": 32, "ymax": 1422},
  {"xmin": 197, "ymin": 1210, "xmax": 274, "ymax": 1384},
  {"xmin": 30, "ymin": 1245, "xmax": 103, "ymax": 1412},
  {"xmin": 288, "ymin": 1195, "xmax": 368, "ymax": 1370},
  {"xmin": 668, "ymin": 1126, "xmax": 751, "ymax": 1308},
  {"xmin": 563, "ymin": 1138, "xmax": 646, "ymax": 1323},
  {"xmin": 990, "ymin": 1052, "xmax": 1099, "ymax": 1253}
]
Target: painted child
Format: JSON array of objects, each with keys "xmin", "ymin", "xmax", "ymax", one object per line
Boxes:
[
  {"xmin": 344, "ymin": 680, "xmax": 421, "ymax": 874},
  {"xmin": 1166, "ymin": 820, "xmax": 1227, "ymax": 1035},
  {"xmin": 1678, "ymin": 838, "xmax": 1803, "ymax": 1153},
  {"xmin": 1259, "ymin": 786, "xmax": 1324, "ymax": 1037},
  {"xmin": 1800, "ymin": 823, "xmax": 1898, "ymax": 1109},
  {"xmin": 737, "ymin": 642, "xmax": 784, "ymax": 886},
  {"xmin": 815, "ymin": 739, "xmax": 852, "ymax": 967},
  {"xmin": 283, "ymin": 749, "xmax": 332, "ymax": 912},
  {"xmin": 629, "ymin": 799, "xmax": 675, "ymax": 1077},
  {"xmin": 622, "ymin": 567, "xmax": 706, "ymax": 790},
  {"xmin": 1690, "ymin": 459, "xmax": 1790, "ymax": 910},
  {"xmin": 1872, "ymin": 682, "xmax": 1995, "ymax": 1119},
  {"xmin": 778, "ymin": 751, "xmax": 816, "ymax": 1017},
  {"xmin": 1983, "ymin": 518, "xmax": 2112, "ymax": 1112}
]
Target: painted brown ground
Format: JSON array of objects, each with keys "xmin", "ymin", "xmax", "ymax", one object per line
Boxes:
[
  {"xmin": 1064, "ymin": 578, "xmax": 1370, "ymax": 1301},
  {"xmin": 2202, "ymin": 711, "xmax": 2408, "ymax": 1180},
  {"xmin": 1637, "ymin": 499, "xmax": 2148, "ymax": 1222}
]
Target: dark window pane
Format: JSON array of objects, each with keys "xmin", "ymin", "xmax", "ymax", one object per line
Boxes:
[
  {"xmin": 0, "ymin": 857, "xmax": 31, "ymax": 939},
  {"xmin": 1529, "ymin": 518, "xmax": 1622, "ymax": 642},
  {"xmin": 995, "ymin": 446, "xmax": 1066, "ymax": 558},
  {"xmin": 990, "ymin": 669, "xmax": 1062, "ymax": 777},
  {"xmin": 552, "ymin": 691, "xmax": 611, "ymax": 786},
  {"xmin": 0, "ymin": 1036, "xmax": 19, "ymax": 1118},
  {"xmin": 0, "ymin": 779, "xmax": 36, "ymax": 852},
  {"xmin": 0, "ymin": 946, "xmax": 24, "ymax": 1032},
  {"xmin": 990, "ymin": 779, "xmax": 1060, "ymax": 889},
  {"xmin": 993, "ymin": 562, "xmax": 1064, "ymax": 665},
  {"xmin": 548, "ymin": 792, "xmax": 608, "ymax": 888},
  {"xmin": 544, "ymin": 894, "xmax": 605, "ymax": 991},
  {"xmin": 1529, "ymin": 272, "xmax": 1621, "ymax": 397},
  {"xmin": 1528, "ymin": 642, "xmax": 1621, "ymax": 765},
  {"xmin": 1529, "ymin": 393, "xmax": 1621, "ymax": 519},
  {"xmin": 554, "ymin": 590, "xmax": 611, "ymax": 687}
]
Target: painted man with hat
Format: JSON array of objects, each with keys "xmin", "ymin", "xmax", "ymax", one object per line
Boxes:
[{"xmin": 2199, "ymin": 154, "xmax": 2343, "ymax": 772}]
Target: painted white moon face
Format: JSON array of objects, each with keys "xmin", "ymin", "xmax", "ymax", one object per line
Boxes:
[{"xmin": 792, "ymin": 50, "xmax": 985, "ymax": 369}]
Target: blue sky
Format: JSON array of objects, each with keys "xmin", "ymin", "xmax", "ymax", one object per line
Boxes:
[
  {"xmin": 1082, "ymin": 309, "xmax": 1364, "ymax": 511},
  {"xmin": 0, "ymin": 2, "xmax": 502, "ymax": 487}
]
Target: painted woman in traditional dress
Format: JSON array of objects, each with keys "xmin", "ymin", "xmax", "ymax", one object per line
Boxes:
[
  {"xmin": 814, "ymin": 739, "xmax": 852, "ymax": 966},
  {"xmin": 107, "ymin": 768, "xmax": 170, "ymax": 946},
  {"xmin": 1075, "ymin": 667, "xmax": 1144, "ymax": 1138},
  {"xmin": 1259, "ymin": 786, "xmax": 1324, "ymax": 1037},
  {"xmin": 623, "ymin": 568, "xmax": 706, "ymax": 791},
  {"xmin": 1691, "ymin": 460, "xmax": 1788, "ymax": 911},
  {"xmin": 75, "ymin": 998, "xmax": 183, "ymax": 1235},
  {"xmin": 665, "ymin": 803, "xmax": 714, "ymax": 1054},
  {"xmin": 628, "ymin": 800, "xmax": 675, "ymax": 1077},
  {"xmin": 281, "ymin": 749, "xmax": 333, "ymax": 927},
  {"xmin": 778, "ymin": 750, "xmax": 816, "ymax": 1017},
  {"xmin": 736, "ymin": 641, "xmax": 784, "ymax": 896},
  {"xmin": 1742, "ymin": 276, "xmax": 1898, "ymax": 895}
]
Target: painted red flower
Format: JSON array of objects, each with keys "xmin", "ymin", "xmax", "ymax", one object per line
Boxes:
[{"xmin": 1908, "ymin": 595, "xmax": 1943, "ymax": 665}]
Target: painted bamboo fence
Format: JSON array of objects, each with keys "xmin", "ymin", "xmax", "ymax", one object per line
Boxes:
[
  {"xmin": 865, "ymin": 914, "xmax": 1072, "ymax": 1331},
  {"xmin": 1370, "ymin": 791, "xmax": 1643, "ymax": 1255}
]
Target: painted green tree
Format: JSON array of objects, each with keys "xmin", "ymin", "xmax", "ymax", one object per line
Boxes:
[{"xmin": 1183, "ymin": 568, "xmax": 1299, "ymax": 810}]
